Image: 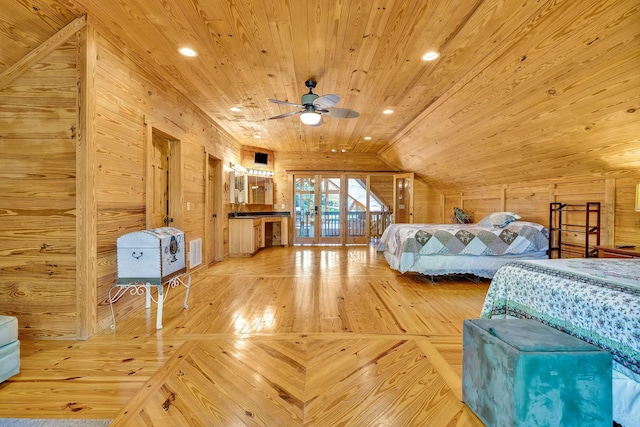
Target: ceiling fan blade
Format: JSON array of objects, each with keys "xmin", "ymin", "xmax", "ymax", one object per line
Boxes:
[
  {"xmin": 268, "ymin": 110, "xmax": 302, "ymax": 120},
  {"xmin": 326, "ymin": 108, "xmax": 359, "ymax": 119},
  {"xmin": 268, "ymin": 98, "xmax": 303, "ymax": 108},
  {"xmin": 313, "ymin": 94, "xmax": 340, "ymax": 109}
]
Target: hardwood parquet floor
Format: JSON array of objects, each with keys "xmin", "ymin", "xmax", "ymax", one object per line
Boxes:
[{"xmin": 0, "ymin": 245, "xmax": 490, "ymax": 426}]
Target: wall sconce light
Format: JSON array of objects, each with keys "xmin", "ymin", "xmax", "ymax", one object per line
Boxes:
[
  {"xmin": 230, "ymin": 163, "xmax": 247, "ymax": 173},
  {"xmin": 230, "ymin": 163, "xmax": 273, "ymax": 177},
  {"xmin": 246, "ymin": 168, "xmax": 274, "ymax": 177}
]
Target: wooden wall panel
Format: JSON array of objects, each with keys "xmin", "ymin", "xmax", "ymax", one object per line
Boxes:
[
  {"xmin": 92, "ymin": 31, "xmax": 242, "ymax": 332},
  {"xmin": 614, "ymin": 178, "xmax": 640, "ymax": 246},
  {"xmin": 412, "ymin": 178, "xmax": 441, "ymax": 224},
  {"xmin": 0, "ymin": 41, "xmax": 78, "ymax": 339},
  {"xmin": 505, "ymin": 185, "xmax": 550, "ymax": 226},
  {"xmin": 182, "ymin": 140, "xmax": 207, "ymax": 266},
  {"xmin": 552, "ymin": 180, "xmax": 607, "ymax": 247},
  {"xmin": 241, "ymin": 146, "xmax": 274, "ymax": 170},
  {"xmin": 435, "ymin": 174, "xmax": 640, "ymax": 251},
  {"xmin": 93, "ymin": 37, "xmax": 149, "ymax": 332},
  {"xmin": 461, "ymin": 187, "xmax": 502, "ymax": 224},
  {"xmin": 1, "ymin": 18, "xmax": 244, "ymax": 338}
]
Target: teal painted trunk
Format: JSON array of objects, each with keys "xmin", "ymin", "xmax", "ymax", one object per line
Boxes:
[{"xmin": 462, "ymin": 319, "xmax": 612, "ymax": 427}]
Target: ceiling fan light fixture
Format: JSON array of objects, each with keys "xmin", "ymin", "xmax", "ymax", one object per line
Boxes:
[
  {"xmin": 422, "ymin": 51, "xmax": 440, "ymax": 61},
  {"xmin": 300, "ymin": 111, "xmax": 322, "ymax": 125}
]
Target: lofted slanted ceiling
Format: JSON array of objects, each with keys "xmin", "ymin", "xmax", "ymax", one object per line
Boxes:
[{"xmin": 1, "ymin": 0, "xmax": 639, "ymax": 189}]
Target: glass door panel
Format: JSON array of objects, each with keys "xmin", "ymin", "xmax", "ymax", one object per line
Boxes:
[
  {"xmin": 294, "ymin": 176, "xmax": 316, "ymax": 244},
  {"xmin": 346, "ymin": 177, "xmax": 368, "ymax": 244},
  {"xmin": 368, "ymin": 175, "xmax": 393, "ymax": 238},
  {"xmin": 319, "ymin": 176, "xmax": 341, "ymax": 244},
  {"xmin": 293, "ymin": 173, "xmax": 400, "ymax": 244},
  {"xmin": 393, "ymin": 173, "xmax": 414, "ymax": 224}
]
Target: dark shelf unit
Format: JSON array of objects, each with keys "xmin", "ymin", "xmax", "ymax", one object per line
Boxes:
[{"xmin": 549, "ymin": 202, "xmax": 601, "ymax": 259}]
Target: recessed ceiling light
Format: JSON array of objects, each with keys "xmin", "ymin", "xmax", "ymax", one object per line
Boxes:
[
  {"xmin": 331, "ymin": 149, "xmax": 337, "ymax": 153},
  {"xmin": 253, "ymin": 134, "xmax": 261, "ymax": 139},
  {"xmin": 178, "ymin": 47, "xmax": 197, "ymax": 57},
  {"xmin": 383, "ymin": 109, "xmax": 394, "ymax": 115},
  {"xmin": 422, "ymin": 51, "xmax": 440, "ymax": 61},
  {"xmin": 341, "ymin": 149, "xmax": 347, "ymax": 153},
  {"xmin": 364, "ymin": 136, "xmax": 372, "ymax": 140},
  {"xmin": 230, "ymin": 107, "xmax": 241, "ymax": 112}
]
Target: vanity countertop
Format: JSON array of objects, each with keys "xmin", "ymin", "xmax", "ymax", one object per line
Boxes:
[{"xmin": 229, "ymin": 211, "xmax": 290, "ymax": 219}]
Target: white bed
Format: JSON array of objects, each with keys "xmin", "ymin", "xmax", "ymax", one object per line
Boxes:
[{"xmin": 377, "ymin": 213, "xmax": 549, "ymax": 279}]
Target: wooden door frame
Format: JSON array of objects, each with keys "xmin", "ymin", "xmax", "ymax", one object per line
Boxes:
[
  {"xmin": 344, "ymin": 174, "xmax": 370, "ymax": 245},
  {"xmin": 145, "ymin": 123, "xmax": 183, "ymax": 230},
  {"xmin": 292, "ymin": 174, "xmax": 318, "ymax": 245},
  {"xmin": 291, "ymin": 172, "xmax": 400, "ymax": 245},
  {"xmin": 393, "ymin": 172, "xmax": 415, "ymax": 224},
  {"xmin": 318, "ymin": 174, "xmax": 343, "ymax": 245},
  {"xmin": 205, "ymin": 151, "xmax": 223, "ymax": 263}
]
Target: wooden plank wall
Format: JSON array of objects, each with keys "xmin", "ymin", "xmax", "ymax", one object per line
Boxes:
[
  {"xmin": 434, "ymin": 174, "xmax": 640, "ymax": 248},
  {"xmin": 92, "ymin": 30, "xmax": 241, "ymax": 332},
  {"xmin": 613, "ymin": 177, "xmax": 640, "ymax": 246},
  {"xmin": 0, "ymin": 40, "xmax": 79, "ymax": 338},
  {"xmin": 412, "ymin": 179, "xmax": 441, "ymax": 224},
  {"xmin": 1, "ymin": 23, "xmax": 243, "ymax": 338}
]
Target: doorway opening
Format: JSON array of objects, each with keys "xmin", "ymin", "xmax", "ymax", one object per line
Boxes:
[{"xmin": 146, "ymin": 126, "xmax": 183, "ymax": 230}]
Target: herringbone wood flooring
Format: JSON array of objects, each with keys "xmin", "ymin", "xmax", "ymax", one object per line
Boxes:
[{"xmin": 0, "ymin": 246, "xmax": 489, "ymax": 426}]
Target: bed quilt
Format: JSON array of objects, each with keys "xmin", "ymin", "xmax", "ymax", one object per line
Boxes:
[
  {"xmin": 377, "ymin": 221, "xmax": 549, "ymax": 273},
  {"xmin": 480, "ymin": 258, "xmax": 640, "ymax": 381}
]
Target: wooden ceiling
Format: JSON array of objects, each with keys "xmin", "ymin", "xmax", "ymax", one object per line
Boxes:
[{"xmin": 2, "ymin": 0, "xmax": 639, "ymax": 189}]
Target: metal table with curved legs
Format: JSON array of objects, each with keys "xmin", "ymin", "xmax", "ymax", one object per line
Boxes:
[{"xmin": 108, "ymin": 273, "xmax": 191, "ymax": 330}]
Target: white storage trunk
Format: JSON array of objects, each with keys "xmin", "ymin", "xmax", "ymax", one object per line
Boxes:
[{"xmin": 117, "ymin": 227, "xmax": 186, "ymax": 285}]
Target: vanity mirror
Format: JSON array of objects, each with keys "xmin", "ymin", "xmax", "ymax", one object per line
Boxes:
[
  {"xmin": 248, "ymin": 176, "xmax": 274, "ymax": 205},
  {"xmin": 230, "ymin": 170, "xmax": 246, "ymax": 204}
]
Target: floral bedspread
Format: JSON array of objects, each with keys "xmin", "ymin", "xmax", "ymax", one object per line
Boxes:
[{"xmin": 481, "ymin": 258, "xmax": 640, "ymax": 380}]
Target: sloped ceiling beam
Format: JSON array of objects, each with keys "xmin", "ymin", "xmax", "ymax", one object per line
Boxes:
[{"xmin": 0, "ymin": 15, "xmax": 86, "ymax": 90}]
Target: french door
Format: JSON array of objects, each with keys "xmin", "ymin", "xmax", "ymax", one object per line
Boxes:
[
  {"xmin": 293, "ymin": 175, "xmax": 341, "ymax": 244},
  {"xmin": 293, "ymin": 173, "xmax": 411, "ymax": 244}
]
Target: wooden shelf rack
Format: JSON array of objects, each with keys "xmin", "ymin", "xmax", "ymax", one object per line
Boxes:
[{"xmin": 548, "ymin": 202, "xmax": 601, "ymax": 258}]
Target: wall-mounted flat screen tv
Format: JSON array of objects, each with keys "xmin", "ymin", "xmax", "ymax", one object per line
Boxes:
[{"xmin": 254, "ymin": 152, "xmax": 268, "ymax": 165}]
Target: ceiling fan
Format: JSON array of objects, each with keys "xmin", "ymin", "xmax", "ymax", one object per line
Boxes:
[{"xmin": 268, "ymin": 80, "xmax": 359, "ymax": 126}]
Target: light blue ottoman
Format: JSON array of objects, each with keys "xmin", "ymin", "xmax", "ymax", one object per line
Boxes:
[
  {"xmin": 462, "ymin": 319, "xmax": 612, "ymax": 427},
  {"xmin": 0, "ymin": 315, "xmax": 20, "ymax": 383}
]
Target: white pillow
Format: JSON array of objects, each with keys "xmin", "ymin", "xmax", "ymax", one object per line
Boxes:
[{"xmin": 478, "ymin": 212, "xmax": 521, "ymax": 228}]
